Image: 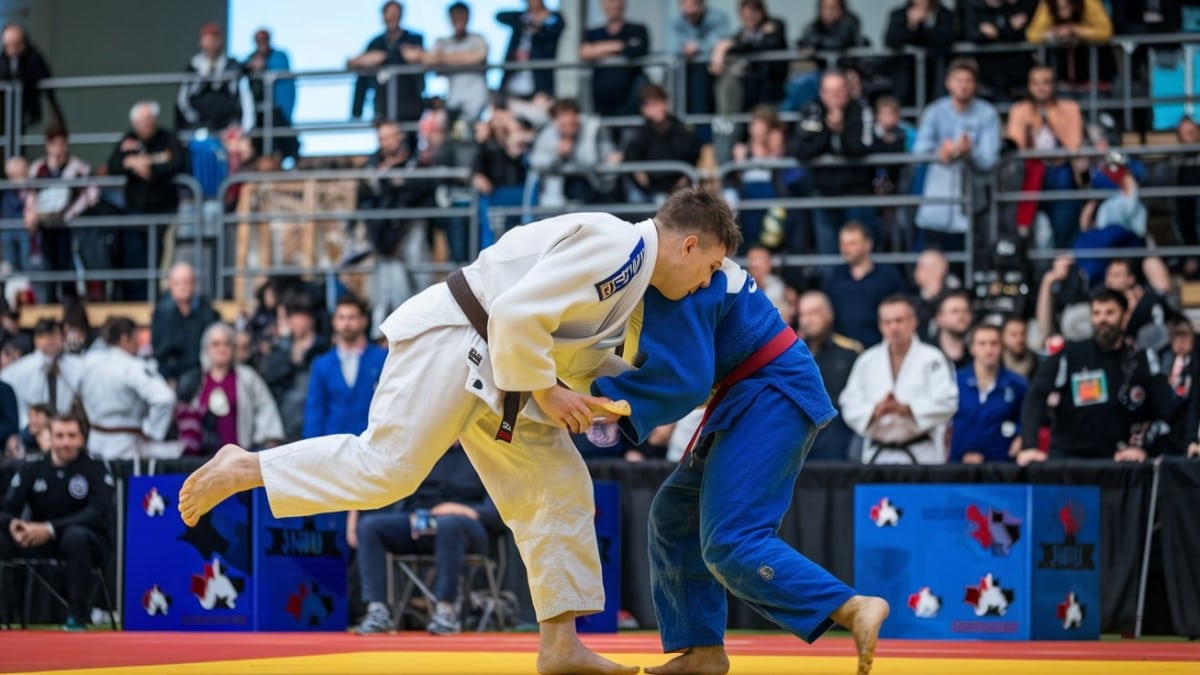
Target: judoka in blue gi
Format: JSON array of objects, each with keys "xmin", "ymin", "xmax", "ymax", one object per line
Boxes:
[{"xmin": 593, "ymin": 260, "xmax": 890, "ymax": 675}]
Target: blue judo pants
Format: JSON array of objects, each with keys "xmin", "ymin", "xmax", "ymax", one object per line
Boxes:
[{"xmin": 648, "ymin": 390, "xmax": 856, "ymax": 651}]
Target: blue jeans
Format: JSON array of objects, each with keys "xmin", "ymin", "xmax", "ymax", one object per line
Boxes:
[
  {"xmin": 2, "ymin": 229, "xmax": 28, "ymax": 271},
  {"xmin": 1042, "ymin": 163, "xmax": 1082, "ymax": 249},
  {"xmin": 647, "ymin": 392, "xmax": 855, "ymax": 651},
  {"xmin": 357, "ymin": 511, "xmax": 488, "ymax": 605}
]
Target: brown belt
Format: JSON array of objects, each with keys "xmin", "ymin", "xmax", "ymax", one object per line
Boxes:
[
  {"xmin": 447, "ymin": 269, "xmax": 521, "ymax": 443},
  {"xmin": 90, "ymin": 424, "xmax": 145, "ymax": 436}
]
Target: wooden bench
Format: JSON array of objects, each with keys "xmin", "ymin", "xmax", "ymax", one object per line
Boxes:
[{"xmin": 16, "ymin": 300, "xmax": 243, "ymax": 329}]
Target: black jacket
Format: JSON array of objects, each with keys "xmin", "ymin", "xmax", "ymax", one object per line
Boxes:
[
  {"xmin": 0, "ymin": 42, "xmax": 62, "ymax": 128},
  {"xmin": 106, "ymin": 128, "xmax": 188, "ymax": 214},
  {"xmin": 1021, "ymin": 338, "xmax": 1181, "ymax": 458},
  {"xmin": 796, "ymin": 13, "xmax": 864, "ymax": 51},
  {"xmin": 150, "ymin": 294, "xmax": 221, "ymax": 381},
  {"xmin": 0, "ymin": 453, "xmax": 113, "ymax": 541},
  {"xmin": 790, "ymin": 99, "xmax": 875, "ymax": 196},
  {"xmin": 0, "ymin": 380, "xmax": 17, "ymax": 447},
  {"xmin": 350, "ymin": 30, "xmax": 425, "ymax": 122},
  {"xmin": 807, "ymin": 336, "xmax": 860, "ymax": 462},
  {"xmin": 623, "ymin": 115, "xmax": 701, "ymax": 194},
  {"xmin": 393, "ymin": 444, "xmax": 503, "ymax": 534},
  {"xmin": 885, "ymin": 3, "xmax": 956, "ymax": 54},
  {"xmin": 966, "ymin": 0, "xmax": 1039, "ymax": 43},
  {"xmin": 498, "ymin": 10, "xmax": 566, "ymax": 98},
  {"xmin": 725, "ymin": 17, "xmax": 789, "ymax": 104}
]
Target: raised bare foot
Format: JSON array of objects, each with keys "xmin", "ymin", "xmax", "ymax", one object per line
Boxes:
[
  {"xmin": 644, "ymin": 646, "xmax": 730, "ymax": 675},
  {"xmin": 833, "ymin": 595, "xmax": 890, "ymax": 674},
  {"xmin": 536, "ymin": 642, "xmax": 640, "ymax": 675},
  {"xmin": 178, "ymin": 444, "xmax": 262, "ymax": 527}
]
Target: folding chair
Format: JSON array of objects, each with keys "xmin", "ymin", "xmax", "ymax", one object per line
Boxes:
[
  {"xmin": 0, "ymin": 558, "xmax": 118, "ymax": 630},
  {"xmin": 385, "ymin": 532, "xmax": 510, "ymax": 632}
]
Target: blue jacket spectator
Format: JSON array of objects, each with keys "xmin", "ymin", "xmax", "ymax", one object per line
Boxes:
[
  {"xmin": 303, "ymin": 296, "xmax": 387, "ymax": 438},
  {"xmin": 950, "ymin": 324, "xmax": 1027, "ymax": 463}
]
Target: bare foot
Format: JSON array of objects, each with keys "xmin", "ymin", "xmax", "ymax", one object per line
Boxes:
[
  {"xmin": 644, "ymin": 646, "xmax": 729, "ymax": 675},
  {"xmin": 536, "ymin": 643, "xmax": 640, "ymax": 675},
  {"xmin": 178, "ymin": 444, "xmax": 263, "ymax": 527},
  {"xmin": 832, "ymin": 595, "xmax": 890, "ymax": 675}
]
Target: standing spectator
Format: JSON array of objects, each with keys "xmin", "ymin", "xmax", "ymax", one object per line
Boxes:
[
  {"xmin": 799, "ymin": 290, "xmax": 862, "ymax": 461},
  {"xmin": 0, "ymin": 319, "xmax": 83, "ymax": 427},
  {"xmin": 497, "ymin": 0, "xmax": 565, "ymax": 100},
  {"xmin": 668, "ymin": 0, "xmax": 732, "ymax": 118},
  {"xmin": 709, "ymin": 0, "xmax": 788, "ymax": 119},
  {"xmin": 579, "ymin": 0, "xmax": 650, "ymax": 117},
  {"xmin": 0, "ymin": 25, "xmax": 63, "ymax": 130},
  {"xmin": 913, "ymin": 58, "xmax": 1001, "ymax": 252},
  {"xmin": 621, "ymin": 84, "xmax": 701, "ymax": 202},
  {"xmin": 967, "ymin": 0, "xmax": 1038, "ymax": 100},
  {"xmin": 176, "ymin": 22, "xmax": 254, "ymax": 132},
  {"xmin": 303, "ymin": 295, "xmax": 386, "ymax": 438},
  {"xmin": 0, "ymin": 414, "xmax": 112, "ymax": 630},
  {"xmin": 745, "ymin": 245, "xmax": 792, "ymax": 322},
  {"xmin": 425, "ymin": 3, "xmax": 490, "ymax": 123},
  {"xmin": 348, "ymin": 0, "xmax": 426, "ymax": 124},
  {"xmin": 179, "ymin": 322, "xmax": 283, "ymax": 455},
  {"xmin": 840, "ymin": 294, "xmax": 959, "ymax": 464},
  {"xmin": 1, "ymin": 156, "xmax": 29, "ymax": 275},
  {"xmin": 822, "ymin": 222, "xmax": 908, "ymax": 347},
  {"xmin": 1007, "ymin": 65, "xmax": 1085, "ymax": 247},
  {"xmin": 529, "ymin": 99, "xmax": 616, "ymax": 206},
  {"xmin": 932, "ymin": 289, "xmax": 973, "ymax": 368},
  {"xmin": 151, "ymin": 262, "xmax": 221, "ymax": 384},
  {"xmin": 79, "ymin": 317, "xmax": 176, "ymax": 461},
  {"xmin": 261, "ymin": 294, "xmax": 330, "ymax": 442},
  {"xmin": 25, "ymin": 126, "xmax": 99, "ymax": 302},
  {"xmin": 787, "ymin": 0, "xmax": 864, "ymax": 111},
  {"xmin": 106, "ymin": 101, "xmax": 187, "ymax": 302},
  {"xmin": 242, "ymin": 29, "xmax": 298, "ymax": 161},
  {"xmin": 1025, "ymin": 0, "xmax": 1114, "ymax": 90},
  {"xmin": 1002, "ymin": 316, "xmax": 1040, "ymax": 379},
  {"xmin": 790, "ymin": 69, "xmax": 877, "ymax": 255},
  {"xmin": 884, "ymin": 0, "xmax": 956, "ymax": 107},
  {"xmin": 1019, "ymin": 289, "xmax": 1179, "ymax": 464},
  {"xmin": 950, "ymin": 323, "xmax": 1027, "ymax": 463}
]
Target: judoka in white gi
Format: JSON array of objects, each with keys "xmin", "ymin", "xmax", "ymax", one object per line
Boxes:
[
  {"xmin": 840, "ymin": 295, "xmax": 959, "ymax": 464},
  {"xmin": 178, "ymin": 187, "xmax": 739, "ymax": 675}
]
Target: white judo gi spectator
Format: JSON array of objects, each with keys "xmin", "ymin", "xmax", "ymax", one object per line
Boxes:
[
  {"xmin": 179, "ymin": 187, "xmax": 739, "ymax": 675},
  {"xmin": 0, "ymin": 319, "xmax": 84, "ymax": 427},
  {"xmin": 840, "ymin": 294, "xmax": 959, "ymax": 464},
  {"xmin": 79, "ymin": 317, "xmax": 176, "ymax": 461}
]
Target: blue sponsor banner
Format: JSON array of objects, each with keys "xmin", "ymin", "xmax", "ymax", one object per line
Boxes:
[
  {"xmin": 124, "ymin": 475, "xmax": 253, "ymax": 631},
  {"xmin": 577, "ymin": 481, "xmax": 620, "ymax": 633},
  {"xmin": 251, "ymin": 488, "xmax": 349, "ymax": 631},
  {"xmin": 1029, "ymin": 486, "xmax": 1101, "ymax": 640}
]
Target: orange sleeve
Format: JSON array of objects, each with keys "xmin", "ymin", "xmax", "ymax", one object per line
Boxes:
[
  {"xmin": 1025, "ymin": 3, "xmax": 1054, "ymax": 43},
  {"xmin": 1074, "ymin": 0, "xmax": 1114, "ymax": 43}
]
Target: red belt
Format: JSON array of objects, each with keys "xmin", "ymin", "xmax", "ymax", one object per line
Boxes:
[{"xmin": 682, "ymin": 327, "xmax": 798, "ymax": 459}]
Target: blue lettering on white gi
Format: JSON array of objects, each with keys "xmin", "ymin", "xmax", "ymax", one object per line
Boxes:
[{"xmin": 595, "ymin": 239, "xmax": 645, "ymax": 300}]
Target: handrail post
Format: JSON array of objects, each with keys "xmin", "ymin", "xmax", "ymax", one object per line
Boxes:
[
  {"xmin": 915, "ymin": 49, "xmax": 927, "ymax": 113},
  {"xmin": 2, "ymin": 82, "xmax": 11, "ymax": 159},
  {"xmin": 1121, "ymin": 41, "xmax": 1135, "ymax": 132},
  {"xmin": 386, "ymin": 67, "xmax": 397, "ymax": 121},
  {"xmin": 12, "ymin": 83, "xmax": 22, "ymax": 158},
  {"xmin": 469, "ymin": 186, "xmax": 480, "ymax": 259},
  {"xmin": 1088, "ymin": 44, "xmax": 1099, "ymax": 125},
  {"xmin": 964, "ymin": 163, "xmax": 975, "ymax": 285},
  {"xmin": 263, "ymin": 71, "xmax": 275, "ymax": 158}
]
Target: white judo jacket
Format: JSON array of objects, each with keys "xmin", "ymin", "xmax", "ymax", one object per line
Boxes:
[
  {"xmin": 380, "ymin": 213, "xmax": 657, "ymax": 420},
  {"xmin": 840, "ymin": 339, "xmax": 959, "ymax": 464}
]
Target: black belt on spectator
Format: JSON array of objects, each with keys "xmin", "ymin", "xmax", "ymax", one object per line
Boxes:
[
  {"xmin": 869, "ymin": 434, "xmax": 932, "ymax": 465},
  {"xmin": 447, "ymin": 269, "xmax": 521, "ymax": 443}
]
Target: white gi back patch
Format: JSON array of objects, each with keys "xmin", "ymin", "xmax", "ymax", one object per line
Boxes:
[{"xmin": 595, "ymin": 239, "xmax": 645, "ymax": 300}]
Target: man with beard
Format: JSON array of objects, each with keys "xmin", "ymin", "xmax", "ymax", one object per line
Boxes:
[
  {"xmin": 303, "ymin": 295, "xmax": 386, "ymax": 439},
  {"xmin": 932, "ymin": 289, "xmax": 973, "ymax": 369},
  {"xmin": 1001, "ymin": 316, "xmax": 1038, "ymax": 380},
  {"xmin": 1018, "ymin": 289, "xmax": 1181, "ymax": 465}
]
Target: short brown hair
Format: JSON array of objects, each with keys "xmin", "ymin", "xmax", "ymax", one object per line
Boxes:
[
  {"xmin": 551, "ymin": 98, "xmax": 581, "ymax": 117},
  {"xmin": 874, "ymin": 95, "xmax": 900, "ymax": 114},
  {"xmin": 335, "ymin": 293, "xmax": 369, "ymax": 317},
  {"xmin": 640, "ymin": 83, "xmax": 669, "ymax": 105},
  {"xmin": 968, "ymin": 322, "xmax": 1002, "ymax": 346},
  {"xmin": 654, "ymin": 186, "xmax": 742, "ymax": 254},
  {"xmin": 50, "ymin": 412, "xmax": 87, "ymax": 441},
  {"xmin": 947, "ymin": 57, "xmax": 979, "ymax": 79}
]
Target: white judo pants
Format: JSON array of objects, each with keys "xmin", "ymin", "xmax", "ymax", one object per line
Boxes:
[{"xmin": 257, "ymin": 325, "xmax": 604, "ymax": 622}]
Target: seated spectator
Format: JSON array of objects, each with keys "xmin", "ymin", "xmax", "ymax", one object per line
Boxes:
[
  {"xmin": 262, "ymin": 294, "xmax": 330, "ymax": 442},
  {"xmin": 746, "ymin": 245, "xmax": 792, "ymax": 322},
  {"xmin": 0, "ymin": 319, "xmax": 83, "ymax": 427},
  {"xmin": 669, "ymin": 0, "xmax": 732, "ymax": 117},
  {"xmin": 106, "ymin": 101, "xmax": 187, "ymax": 302},
  {"xmin": 799, "ymin": 290, "xmax": 862, "ymax": 461},
  {"xmin": 912, "ymin": 248, "xmax": 959, "ymax": 340},
  {"xmin": 24, "ymin": 125, "xmax": 99, "ymax": 302},
  {"xmin": 350, "ymin": 443, "xmax": 503, "ymax": 635},
  {"xmin": 727, "ymin": 105, "xmax": 788, "ymax": 249},
  {"xmin": 621, "ymin": 84, "xmax": 701, "ymax": 202},
  {"xmin": 913, "ymin": 58, "xmax": 1001, "ymax": 253},
  {"xmin": 790, "ymin": 69, "xmax": 877, "ymax": 255},
  {"xmin": 840, "ymin": 294, "xmax": 959, "ymax": 464},
  {"xmin": 884, "ymin": 0, "xmax": 955, "ymax": 107},
  {"xmin": 709, "ymin": 0, "xmax": 788, "ymax": 120},
  {"xmin": 1074, "ymin": 156, "xmax": 1147, "ymax": 274},
  {"xmin": 967, "ymin": 0, "xmax": 1038, "ymax": 100},
  {"xmin": 177, "ymin": 322, "xmax": 283, "ymax": 455},
  {"xmin": 80, "ymin": 317, "xmax": 176, "ymax": 461},
  {"xmin": 787, "ymin": 0, "xmax": 864, "ymax": 111},
  {"xmin": 872, "ymin": 96, "xmax": 911, "ymax": 154},
  {"xmin": 151, "ymin": 262, "xmax": 220, "ymax": 384},
  {"xmin": 949, "ymin": 324, "xmax": 1027, "ymax": 463},
  {"xmin": 1, "ymin": 156, "xmax": 29, "ymax": 275},
  {"xmin": 580, "ymin": 0, "xmax": 650, "ymax": 118},
  {"xmin": 0, "ymin": 414, "xmax": 112, "ymax": 630},
  {"xmin": 61, "ymin": 297, "xmax": 94, "ymax": 355},
  {"xmin": 242, "ymin": 29, "xmax": 298, "ymax": 161},
  {"xmin": 426, "ymin": 3, "xmax": 490, "ymax": 123},
  {"xmin": 1008, "ymin": 64, "xmax": 1085, "ymax": 247},
  {"xmin": 16, "ymin": 402, "xmax": 52, "ymax": 459},
  {"xmin": 303, "ymin": 295, "xmax": 386, "ymax": 439},
  {"xmin": 1164, "ymin": 318, "xmax": 1194, "ymax": 454},
  {"xmin": 1002, "ymin": 316, "xmax": 1040, "ymax": 379},
  {"xmin": 528, "ymin": 99, "xmax": 617, "ymax": 206},
  {"xmin": 822, "ymin": 222, "xmax": 908, "ymax": 347},
  {"xmin": 1104, "ymin": 259, "xmax": 1172, "ymax": 352},
  {"xmin": 348, "ymin": 0, "xmax": 426, "ymax": 124},
  {"xmin": 471, "ymin": 101, "xmax": 534, "ymax": 232},
  {"xmin": 497, "ymin": 0, "xmax": 565, "ymax": 100},
  {"xmin": 0, "ymin": 25, "xmax": 63, "ymax": 130},
  {"xmin": 355, "ymin": 120, "xmax": 437, "ymax": 277},
  {"xmin": 932, "ymin": 289, "xmax": 974, "ymax": 368},
  {"xmin": 176, "ymin": 22, "xmax": 254, "ymax": 132},
  {"xmin": 1019, "ymin": 289, "xmax": 1179, "ymax": 464},
  {"xmin": 1174, "ymin": 117, "xmax": 1200, "ymax": 277},
  {"xmin": 1025, "ymin": 0, "xmax": 1114, "ymax": 90},
  {"xmin": 0, "ymin": 379, "xmax": 16, "ymax": 460}
]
